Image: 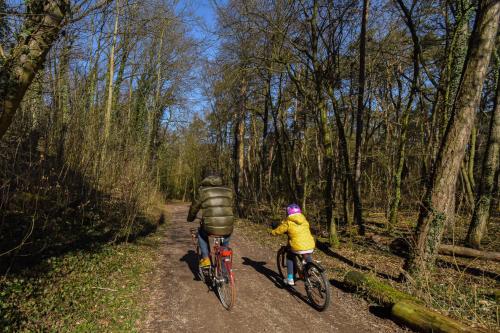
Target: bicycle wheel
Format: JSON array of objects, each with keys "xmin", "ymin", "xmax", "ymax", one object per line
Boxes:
[
  {"xmin": 196, "ymin": 245, "xmax": 207, "ymax": 282},
  {"xmin": 276, "ymin": 246, "xmax": 287, "ymax": 279},
  {"xmin": 215, "ymin": 256, "xmax": 236, "ymax": 310},
  {"xmin": 190, "ymin": 228, "xmax": 205, "ymax": 281},
  {"xmin": 304, "ymin": 262, "xmax": 331, "ymax": 311}
]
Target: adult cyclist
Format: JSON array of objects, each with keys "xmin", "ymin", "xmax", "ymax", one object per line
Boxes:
[{"xmin": 187, "ymin": 171, "xmax": 234, "ymax": 268}]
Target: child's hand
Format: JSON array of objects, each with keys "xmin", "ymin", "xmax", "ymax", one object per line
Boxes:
[{"xmin": 267, "ymin": 228, "xmax": 274, "ymax": 235}]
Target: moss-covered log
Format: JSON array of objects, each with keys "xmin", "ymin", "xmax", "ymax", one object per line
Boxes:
[
  {"xmin": 343, "ymin": 271, "xmax": 420, "ymax": 307},
  {"xmin": 391, "ymin": 300, "xmax": 487, "ymax": 333},
  {"xmin": 438, "ymin": 244, "xmax": 500, "ymax": 262},
  {"xmin": 344, "ymin": 271, "xmax": 487, "ymax": 332}
]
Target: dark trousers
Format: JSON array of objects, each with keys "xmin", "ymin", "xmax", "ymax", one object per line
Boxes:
[
  {"xmin": 286, "ymin": 252, "xmax": 313, "ymax": 277},
  {"xmin": 198, "ymin": 227, "xmax": 231, "ymax": 259}
]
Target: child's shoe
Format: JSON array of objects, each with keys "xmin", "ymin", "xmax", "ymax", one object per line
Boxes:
[{"xmin": 284, "ymin": 274, "xmax": 295, "ymax": 286}]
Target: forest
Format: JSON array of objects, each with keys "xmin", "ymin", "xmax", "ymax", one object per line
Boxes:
[{"xmin": 0, "ymin": 0, "xmax": 499, "ymax": 331}]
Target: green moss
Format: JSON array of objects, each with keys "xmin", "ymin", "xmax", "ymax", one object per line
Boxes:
[{"xmin": 344, "ymin": 271, "xmax": 421, "ymax": 307}]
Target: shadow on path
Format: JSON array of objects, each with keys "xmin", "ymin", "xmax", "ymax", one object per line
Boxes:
[
  {"xmin": 180, "ymin": 250, "xmax": 202, "ymax": 281},
  {"xmin": 241, "ymin": 256, "xmax": 313, "ymax": 308}
]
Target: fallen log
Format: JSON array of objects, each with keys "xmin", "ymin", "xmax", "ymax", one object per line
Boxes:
[
  {"xmin": 391, "ymin": 300, "xmax": 488, "ymax": 333},
  {"xmin": 344, "ymin": 271, "xmax": 487, "ymax": 333},
  {"xmin": 389, "ymin": 238, "xmax": 500, "ymax": 262},
  {"xmin": 343, "ymin": 270, "xmax": 420, "ymax": 307},
  {"xmin": 438, "ymin": 244, "xmax": 500, "ymax": 262}
]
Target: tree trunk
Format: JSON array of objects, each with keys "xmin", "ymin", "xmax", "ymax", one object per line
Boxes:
[
  {"xmin": 441, "ymin": 1, "xmax": 473, "ymax": 134},
  {"xmin": 319, "ymin": 100, "xmax": 339, "ymax": 247},
  {"xmin": 467, "ymin": 125, "xmax": 476, "ymax": 190},
  {"xmin": 55, "ymin": 34, "xmax": 71, "ymax": 163},
  {"xmin": 460, "ymin": 163, "xmax": 475, "ymax": 206},
  {"xmin": 102, "ymin": 0, "xmax": 120, "ymax": 162},
  {"xmin": 148, "ymin": 27, "xmax": 165, "ymax": 166},
  {"xmin": 388, "ymin": 111, "xmax": 409, "ymax": 228},
  {"xmin": 427, "ymin": 1, "xmax": 471, "ymax": 181},
  {"xmin": 353, "ymin": 0, "xmax": 369, "ymax": 236},
  {"xmin": 404, "ymin": 0, "xmax": 500, "ymax": 278},
  {"xmin": 466, "ymin": 52, "xmax": 500, "ymax": 248},
  {"xmin": 0, "ymin": 0, "xmax": 69, "ymax": 140},
  {"xmin": 233, "ymin": 78, "xmax": 246, "ymax": 217}
]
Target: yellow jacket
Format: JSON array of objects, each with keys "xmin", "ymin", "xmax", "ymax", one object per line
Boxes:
[{"xmin": 271, "ymin": 213, "xmax": 315, "ymax": 251}]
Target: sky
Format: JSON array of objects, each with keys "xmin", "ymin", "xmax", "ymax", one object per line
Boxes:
[{"xmin": 177, "ymin": 0, "xmax": 223, "ymax": 118}]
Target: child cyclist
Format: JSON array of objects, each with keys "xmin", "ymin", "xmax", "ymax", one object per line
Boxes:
[{"xmin": 270, "ymin": 203, "xmax": 315, "ymax": 286}]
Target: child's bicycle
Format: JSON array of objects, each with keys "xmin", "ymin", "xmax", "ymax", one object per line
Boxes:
[
  {"xmin": 190, "ymin": 228, "xmax": 236, "ymax": 310},
  {"xmin": 276, "ymin": 246, "xmax": 331, "ymax": 311}
]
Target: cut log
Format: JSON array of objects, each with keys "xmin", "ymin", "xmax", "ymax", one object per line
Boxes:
[
  {"xmin": 343, "ymin": 271, "xmax": 420, "ymax": 307},
  {"xmin": 389, "ymin": 238, "xmax": 500, "ymax": 262},
  {"xmin": 438, "ymin": 244, "xmax": 500, "ymax": 262},
  {"xmin": 391, "ymin": 300, "xmax": 488, "ymax": 333}
]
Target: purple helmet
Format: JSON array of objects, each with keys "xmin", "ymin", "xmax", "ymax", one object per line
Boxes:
[{"xmin": 286, "ymin": 203, "xmax": 302, "ymax": 216}]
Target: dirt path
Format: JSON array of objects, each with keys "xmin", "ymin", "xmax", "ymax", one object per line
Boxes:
[{"xmin": 141, "ymin": 203, "xmax": 409, "ymax": 332}]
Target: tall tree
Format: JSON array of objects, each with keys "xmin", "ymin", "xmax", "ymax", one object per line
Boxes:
[
  {"xmin": 102, "ymin": 0, "xmax": 120, "ymax": 163},
  {"xmin": 353, "ymin": 0, "xmax": 370, "ymax": 235},
  {"xmin": 466, "ymin": 49, "xmax": 500, "ymax": 249},
  {"xmin": 233, "ymin": 77, "xmax": 247, "ymax": 217},
  {"xmin": 404, "ymin": 0, "xmax": 500, "ymax": 277}
]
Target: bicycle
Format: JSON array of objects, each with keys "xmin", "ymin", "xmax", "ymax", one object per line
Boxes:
[
  {"xmin": 276, "ymin": 246, "xmax": 331, "ymax": 311},
  {"xmin": 190, "ymin": 227, "xmax": 236, "ymax": 310}
]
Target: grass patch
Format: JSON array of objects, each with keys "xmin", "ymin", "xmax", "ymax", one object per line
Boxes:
[{"xmin": 0, "ymin": 221, "xmax": 164, "ymax": 332}]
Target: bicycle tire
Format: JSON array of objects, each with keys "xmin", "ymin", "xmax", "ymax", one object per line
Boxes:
[
  {"xmin": 276, "ymin": 246, "xmax": 287, "ymax": 279},
  {"xmin": 215, "ymin": 256, "xmax": 236, "ymax": 310},
  {"xmin": 304, "ymin": 262, "xmax": 331, "ymax": 311},
  {"xmin": 195, "ymin": 244, "xmax": 207, "ymax": 282}
]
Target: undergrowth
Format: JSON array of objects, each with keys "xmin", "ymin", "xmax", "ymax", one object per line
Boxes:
[
  {"xmin": 0, "ymin": 218, "xmax": 164, "ymax": 332},
  {"xmin": 0, "ymin": 111, "xmax": 167, "ymax": 332}
]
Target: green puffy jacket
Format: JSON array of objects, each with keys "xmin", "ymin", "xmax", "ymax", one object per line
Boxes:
[{"xmin": 187, "ymin": 176, "xmax": 234, "ymax": 236}]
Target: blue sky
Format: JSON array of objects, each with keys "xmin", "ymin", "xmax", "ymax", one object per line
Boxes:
[{"xmin": 177, "ymin": 0, "xmax": 223, "ymax": 118}]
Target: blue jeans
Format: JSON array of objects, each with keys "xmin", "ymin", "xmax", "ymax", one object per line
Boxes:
[
  {"xmin": 198, "ymin": 227, "xmax": 231, "ymax": 259},
  {"xmin": 287, "ymin": 252, "xmax": 313, "ymax": 277}
]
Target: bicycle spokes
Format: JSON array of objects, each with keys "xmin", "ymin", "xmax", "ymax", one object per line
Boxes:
[
  {"xmin": 192, "ymin": 233, "xmax": 235, "ymax": 310},
  {"xmin": 215, "ymin": 253, "xmax": 235, "ymax": 310},
  {"xmin": 305, "ymin": 264, "xmax": 331, "ymax": 311},
  {"xmin": 276, "ymin": 248, "xmax": 330, "ymax": 311}
]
